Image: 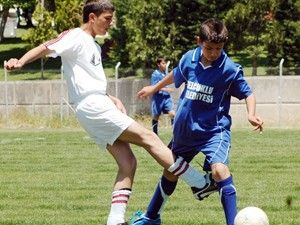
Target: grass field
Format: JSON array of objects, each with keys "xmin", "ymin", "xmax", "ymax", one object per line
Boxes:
[{"xmin": 0, "ymin": 128, "xmax": 299, "ymax": 225}]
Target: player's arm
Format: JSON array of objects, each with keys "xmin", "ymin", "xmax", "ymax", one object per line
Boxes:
[
  {"xmin": 161, "ymin": 86, "xmax": 174, "ymax": 93},
  {"xmin": 107, "ymin": 94, "xmax": 127, "ymax": 114},
  {"xmin": 138, "ymin": 70, "xmax": 174, "ymax": 98},
  {"xmin": 245, "ymin": 93, "xmax": 264, "ymax": 132},
  {"xmin": 5, "ymin": 44, "xmax": 52, "ymax": 70}
]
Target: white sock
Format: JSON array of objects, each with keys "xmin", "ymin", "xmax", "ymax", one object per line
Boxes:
[
  {"xmin": 168, "ymin": 156, "xmax": 206, "ymax": 188},
  {"xmin": 107, "ymin": 189, "xmax": 131, "ymax": 225}
]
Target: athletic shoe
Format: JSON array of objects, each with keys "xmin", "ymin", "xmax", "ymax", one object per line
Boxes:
[
  {"xmin": 130, "ymin": 214, "xmax": 161, "ymax": 225},
  {"xmin": 191, "ymin": 172, "xmax": 218, "ymax": 200}
]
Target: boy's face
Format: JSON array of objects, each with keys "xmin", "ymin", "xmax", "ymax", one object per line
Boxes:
[
  {"xmin": 199, "ymin": 40, "xmax": 224, "ymax": 64},
  {"xmin": 158, "ymin": 60, "xmax": 166, "ymax": 72},
  {"xmin": 90, "ymin": 10, "xmax": 114, "ymax": 36}
]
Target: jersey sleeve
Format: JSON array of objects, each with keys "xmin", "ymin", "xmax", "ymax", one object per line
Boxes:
[
  {"xmin": 229, "ymin": 66, "xmax": 253, "ymax": 100},
  {"xmin": 173, "ymin": 53, "xmax": 189, "ymax": 88},
  {"xmin": 43, "ymin": 29, "xmax": 77, "ymax": 58},
  {"xmin": 150, "ymin": 71, "xmax": 161, "ymax": 86}
]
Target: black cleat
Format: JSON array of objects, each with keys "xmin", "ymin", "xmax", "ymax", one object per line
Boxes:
[{"xmin": 191, "ymin": 173, "xmax": 218, "ymax": 201}]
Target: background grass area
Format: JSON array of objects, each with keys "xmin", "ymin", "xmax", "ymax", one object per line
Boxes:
[{"xmin": 0, "ymin": 128, "xmax": 299, "ymax": 225}]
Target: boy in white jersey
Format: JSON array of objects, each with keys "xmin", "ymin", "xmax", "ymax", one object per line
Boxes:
[
  {"xmin": 5, "ymin": 1, "xmax": 216, "ymax": 224},
  {"xmin": 133, "ymin": 19, "xmax": 264, "ymax": 225}
]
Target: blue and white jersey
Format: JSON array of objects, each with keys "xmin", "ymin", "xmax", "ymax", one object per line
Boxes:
[
  {"xmin": 151, "ymin": 69, "xmax": 170, "ymax": 96},
  {"xmin": 172, "ymin": 47, "xmax": 252, "ymax": 146}
]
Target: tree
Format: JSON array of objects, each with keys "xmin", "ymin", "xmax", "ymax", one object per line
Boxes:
[
  {"xmin": 0, "ymin": 0, "xmax": 35, "ymax": 42},
  {"xmin": 110, "ymin": 0, "xmax": 234, "ymax": 70},
  {"xmin": 265, "ymin": 0, "xmax": 300, "ymax": 68},
  {"xmin": 54, "ymin": 0, "xmax": 82, "ymax": 33},
  {"xmin": 225, "ymin": 0, "xmax": 275, "ymax": 76}
]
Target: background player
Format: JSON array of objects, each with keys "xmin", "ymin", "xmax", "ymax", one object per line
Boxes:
[
  {"xmin": 151, "ymin": 56, "xmax": 175, "ymax": 135},
  {"xmin": 133, "ymin": 18, "xmax": 264, "ymax": 225},
  {"xmin": 4, "ymin": 1, "xmax": 216, "ymax": 224}
]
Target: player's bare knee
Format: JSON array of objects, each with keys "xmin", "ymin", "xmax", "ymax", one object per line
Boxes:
[{"xmin": 211, "ymin": 163, "xmax": 230, "ymax": 181}]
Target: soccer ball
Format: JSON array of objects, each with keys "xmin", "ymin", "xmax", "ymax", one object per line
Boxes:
[{"xmin": 234, "ymin": 206, "xmax": 269, "ymax": 225}]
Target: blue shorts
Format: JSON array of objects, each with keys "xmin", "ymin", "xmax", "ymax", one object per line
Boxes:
[
  {"xmin": 168, "ymin": 130, "xmax": 231, "ymax": 171},
  {"xmin": 151, "ymin": 94, "xmax": 173, "ymax": 117}
]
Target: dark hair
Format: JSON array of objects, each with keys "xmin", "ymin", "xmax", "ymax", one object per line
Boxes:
[
  {"xmin": 199, "ymin": 18, "xmax": 228, "ymax": 43},
  {"xmin": 83, "ymin": 0, "xmax": 115, "ymax": 23},
  {"xmin": 156, "ymin": 56, "xmax": 165, "ymax": 64}
]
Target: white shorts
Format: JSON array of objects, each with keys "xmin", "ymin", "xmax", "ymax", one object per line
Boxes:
[{"xmin": 75, "ymin": 94, "xmax": 134, "ymax": 149}]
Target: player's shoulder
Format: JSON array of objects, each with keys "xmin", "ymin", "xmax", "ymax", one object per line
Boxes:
[
  {"xmin": 183, "ymin": 47, "xmax": 199, "ymax": 59},
  {"xmin": 62, "ymin": 28, "xmax": 82, "ymax": 39},
  {"xmin": 151, "ymin": 69, "xmax": 161, "ymax": 77},
  {"xmin": 223, "ymin": 54, "xmax": 243, "ymax": 74},
  {"xmin": 45, "ymin": 28, "xmax": 78, "ymax": 46},
  {"xmin": 180, "ymin": 47, "xmax": 200, "ymax": 65}
]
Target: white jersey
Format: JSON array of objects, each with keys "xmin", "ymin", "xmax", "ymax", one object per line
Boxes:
[{"xmin": 45, "ymin": 28, "xmax": 107, "ymax": 104}]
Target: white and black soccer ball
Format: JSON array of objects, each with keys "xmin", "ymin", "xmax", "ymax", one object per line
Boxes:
[{"xmin": 234, "ymin": 206, "xmax": 269, "ymax": 225}]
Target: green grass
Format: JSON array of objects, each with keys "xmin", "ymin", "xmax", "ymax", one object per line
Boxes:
[{"xmin": 0, "ymin": 128, "xmax": 299, "ymax": 225}]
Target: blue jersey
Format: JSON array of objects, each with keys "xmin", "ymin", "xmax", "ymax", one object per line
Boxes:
[
  {"xmin": 151, "ymin": 69, "xmax": 170, "ymax": 97},
  {"xmin": 172, "ymin": 47, "xmax": 252, "ymax": 146}
]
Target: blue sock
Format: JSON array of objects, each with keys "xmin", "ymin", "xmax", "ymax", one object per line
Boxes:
[
  {"xmin": 152, "ymin": 119, "xmax": 158, "ymax": 134},
  {"xmin": 217, "ymin": 176, "xmax": 237, "ymax": 225},
  {"xmin": 146, "ymin": 176, "xmax": 177, "ymax": 219}
]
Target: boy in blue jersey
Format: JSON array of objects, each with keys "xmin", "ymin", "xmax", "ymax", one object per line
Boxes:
[
  {"xmin": 151, "ymin": 57, "xmax": 175, "ymax": 135},
  {"xmin": 132, "ymin": 18, "xmax": 264, "ymax": 225}
]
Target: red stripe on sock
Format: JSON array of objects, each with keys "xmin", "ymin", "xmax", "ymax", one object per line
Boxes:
[
  {"xmin": 176, "ymin": 162, "xmax": 189, "ymax": 176},
  {"xmin": 172, "ymin": 159, "xmax": 185, "ymax": 175},
  {"xmin": 112, "ymin": 194, "xmax": 130, "ymax": 199},
  {"xmin": 112, "ymin": 200, "xmax": 128, "ymax": 204}
]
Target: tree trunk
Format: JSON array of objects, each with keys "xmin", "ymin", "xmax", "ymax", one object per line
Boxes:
[
  {"xmin": 44, "ymin": 0, "xmax": 56, "ymax": 12},
  {"xmin": 0, "ymin": 9, "xmax": 9, "ymax": 43},
  {"xmin": 252, "ymin": 55, "xmax": 258, "ymax": 76}
]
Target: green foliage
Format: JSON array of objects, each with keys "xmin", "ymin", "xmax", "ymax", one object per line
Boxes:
[
  {"xmin": 224, "ymin": 0, "xmax": 273, "ymax": 75},
  {"xmin": 54, "ymin": 0, "xmax": 82, "ymax": 33},
  {"xmin": 19, "ymin": 0, "xmax": 82, "ymax": 48},
  {"xmin": 110, "ymin": 0, "xmax": 235, "ymax": 69},
  {"xmin": 225, "ymin": 0, "xmax": 300, "ymax": 68},
  {"xmin": 265, "ymin": 0, "xmax": 300, "ymax": 67},
  {"xmin": 21, "ymin": 3, "xmax": 58, "ymax": 48},
  {"xmin": 0, "ymin": 0, "xmax": 35, "ymax": 9}
]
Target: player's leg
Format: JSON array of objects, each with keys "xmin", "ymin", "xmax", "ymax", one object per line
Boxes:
[
  {"xmin": 167, "ymin": 110, "xmax": 175, "ymax": 126},
  {"xmin": 164, "ymin": 97, "xmax": 175, "ymax": 126},
  {"xmin": 106, "ymin": 140, "xmax": 137, "ymax": 225},
  {"xmin": 118, "ymin": 121, "xmax": 207, "ymax": 189},
  {"xmin": 151, "ymin": 98, "xmax": 162, "ymax": 135},
  {"xmin": 212, "ymin": 163, "xmax": 237, "ymax": 225},
  {"xmin": 132, "ymin": 169, "xmax": 178, "ymax": 225},
  {"xmin": 200, "ymin": 131, "xmax": 237, "ymax": 225},
  {"xmin": 152, "ymin": 115, "xmax": 159, "ymax": 135}
]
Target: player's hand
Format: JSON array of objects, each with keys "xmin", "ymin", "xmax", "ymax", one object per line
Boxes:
[
  {"xmin": 137, "ymin": 86, "xmax": 155, "ymax": 98},
  {"xmin": 248, "ymin": 115, "xmax": 264, "ymax": 133},
  {"xmin": 5, "ymin": 58, "xmax": 24, "ymax": 70},
  {"xmin": 114, "ymin": 98, "xmax": 127, "ymax": 114}
]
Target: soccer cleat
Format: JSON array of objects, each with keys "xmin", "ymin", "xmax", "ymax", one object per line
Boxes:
[
  {"xmin": 191, "ymin": 172, "xmax": 218, "ymax": 201},
  {"xmin": 130, "ymin": 214, "xmax": 161, "ymax": 225}
]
